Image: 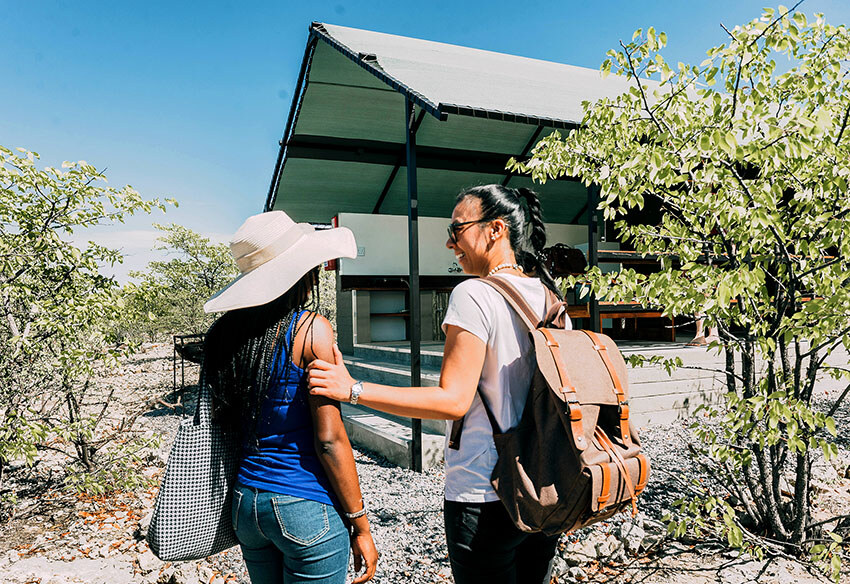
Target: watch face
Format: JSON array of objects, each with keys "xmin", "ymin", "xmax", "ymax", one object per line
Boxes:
[{"xmin": 350, "ymin": 381, "xmax": 363, "ymax": 404}]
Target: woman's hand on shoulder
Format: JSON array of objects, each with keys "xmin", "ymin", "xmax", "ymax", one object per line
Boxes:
[{"xmin": 308, "ymin": 343, "xmax": 356, "ymax": 402}]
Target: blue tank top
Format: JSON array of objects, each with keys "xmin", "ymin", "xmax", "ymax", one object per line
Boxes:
[{"xmin": 236, "ymin": 310, "xmax": 336, "ymax": 505}]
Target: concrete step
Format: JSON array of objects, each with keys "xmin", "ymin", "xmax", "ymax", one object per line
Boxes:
[
  {"xmin": 353, "ymin": 343, "xmax": 445, "ymax": 369},
  {"xmin": 340, "ymin": 403, "xmax": 445, "ymax": 470},
  {"xmin": 344, "ymin": 354, "xmax": 441, "ymax": 387},
  {"xmin": 340, "ymin": 353, "xmax": 447, "ymax": 470},
  {"xmin": 342, "ymin": 354, "xmax": 444, "ymax": 434}
]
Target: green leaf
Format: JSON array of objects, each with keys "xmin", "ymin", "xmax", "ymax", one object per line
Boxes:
[{"xmin": 825, "ymin": 417, "xmax": 837, "ymax": 436}]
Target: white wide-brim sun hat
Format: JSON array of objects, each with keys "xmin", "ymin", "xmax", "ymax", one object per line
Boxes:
[{"xmin": 204, "ymin": 210, "xmax": 356, "ymax": 313}]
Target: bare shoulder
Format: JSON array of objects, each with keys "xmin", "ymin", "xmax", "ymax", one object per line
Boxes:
[{"xmin": 293, "ymin": 311, "xmax": 335, "ymax": 366}]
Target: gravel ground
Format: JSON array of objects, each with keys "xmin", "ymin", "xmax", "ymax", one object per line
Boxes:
[{"xmin": 1, "ymin": 342, "xmax": 848, "ymax": 584}]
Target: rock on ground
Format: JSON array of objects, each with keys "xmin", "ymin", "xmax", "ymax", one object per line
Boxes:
[{"xmin": 1, "ymin": 343, "xmax": 848, "ymax": 584}]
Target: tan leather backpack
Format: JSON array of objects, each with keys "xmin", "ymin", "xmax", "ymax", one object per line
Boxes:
[{"xmin": 448, "ymin": 276, "xmax": 650, "ymax": 535}]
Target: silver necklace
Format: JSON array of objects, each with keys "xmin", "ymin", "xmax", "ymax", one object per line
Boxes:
[{"xmin": 486, "ymin": 263, "xmax": 523, "ymax": 277}]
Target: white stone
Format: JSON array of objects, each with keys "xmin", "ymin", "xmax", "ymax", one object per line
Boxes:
[
  {"xmin": 595, "ymin": 534, "xmax": 621, "ymax": 558},
  {"xmin": 641, "ymin": 532, "xmax": 665, "ymax": 551},
  {"xmin": 568, "ymin": 566, "xmax": 588, "ymax": 581},
  {"xmin": 198, "ymin": 565, "xmax": 215, "ymax": 583},
  {"xmin": 136, "ymin": 549, "xmax": 160, "ymax": 573},
  {"xmin": 551, "ymin": 555, "xmax": 569, "ymax": 577},
  {"xmin": 617, "ymin": 522, "xmax": 646, "ymax": 555},
  {"xmin": 562, "ymin": 534, "xmax": 601, "ymax": 566}
]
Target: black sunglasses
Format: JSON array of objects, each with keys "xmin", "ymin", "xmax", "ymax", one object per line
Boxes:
[{"xmin": 447, "ymin": 219, "xmax": 489, "ymax": 243}]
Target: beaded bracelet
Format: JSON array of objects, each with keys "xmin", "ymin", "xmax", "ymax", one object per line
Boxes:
[{"xmin": 345, "ymin": 501, "xmax": 367, "ymax": 519}]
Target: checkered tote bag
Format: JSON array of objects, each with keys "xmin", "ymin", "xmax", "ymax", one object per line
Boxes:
[{"xmin": 147, "ymin": 364, "xmax": 239, "ymax": 561}]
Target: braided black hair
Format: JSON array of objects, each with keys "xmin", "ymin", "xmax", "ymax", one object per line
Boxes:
[
  {"xmin": 457, "ymin": 184, "xmax": 562, "ymax": 299},
  {"xmin": 203, "ymin": 267, "xmax": 321, "ymax": 444}
]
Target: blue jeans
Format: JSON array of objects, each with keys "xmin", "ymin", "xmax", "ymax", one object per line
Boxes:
[{"xmin": 232, "ymin": 484, "xmax": 349, "ymax": 584}]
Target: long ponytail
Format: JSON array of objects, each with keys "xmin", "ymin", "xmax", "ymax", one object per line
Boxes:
[{"xmin": 514, "ymin": 187, "xmax": 561, "ymax": 299}]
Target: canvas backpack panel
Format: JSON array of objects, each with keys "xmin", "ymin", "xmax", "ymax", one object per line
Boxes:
[{"xmin": 449, "ymin": 276, "xmax": 650, "ymax": 535}]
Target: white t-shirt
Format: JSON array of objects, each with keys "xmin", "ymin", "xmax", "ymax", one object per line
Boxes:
[{"xmin": 441, "ymin": 274, "xmax": 572, "ymax": 502}]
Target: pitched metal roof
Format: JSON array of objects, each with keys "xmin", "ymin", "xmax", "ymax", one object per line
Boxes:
[
  {"xmin": 314, "ymin": 23, "xmax": 638, "ymax": 128},
  {"xmin": 266, "ymin": 23, "xmax": 637, "ymax": 224}
]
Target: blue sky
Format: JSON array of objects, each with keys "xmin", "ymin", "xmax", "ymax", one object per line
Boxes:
[{"xmin": 2, "ymin": 1, "xmax": 849, "ymax": 280}]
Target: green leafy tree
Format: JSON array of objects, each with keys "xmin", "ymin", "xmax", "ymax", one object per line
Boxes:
[
  {"xmin": 122, "ymin": 223, "xmax": 338, "ymax": 342},
  {"xmin": 123, "ymin": 223, "xmax": 237, "ymax": 341},
  {"xmin": 317, "ymin": 266, "xmax": 338, "ymax": 329},
  {"xmin": 0, "ymin": 146, "xmax": 168, "ymax": 494},
  {"xmin": 512, "ymin": 6, "xmax": 849, "ymax": 579}
]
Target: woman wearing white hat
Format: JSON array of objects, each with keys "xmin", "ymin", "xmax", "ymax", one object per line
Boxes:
[{"xmin": 204, "ymin": 211, "xmax": 377, "ymax": 584}]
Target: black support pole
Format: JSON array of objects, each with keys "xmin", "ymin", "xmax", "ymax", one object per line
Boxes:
[
  {"xmin": 405, "ymin": 98, "xmax": 423, "ymax": 472},
  {"xmin": 588, "ymin": 184, "xmax": 601, "ymax": 332}
]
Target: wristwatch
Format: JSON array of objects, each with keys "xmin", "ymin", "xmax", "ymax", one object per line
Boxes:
[{"xmin": 349, "ymin": 380, "xmax": 364, "ymax": 405}]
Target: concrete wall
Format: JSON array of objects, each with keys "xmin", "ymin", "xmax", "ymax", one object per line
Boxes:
[{"xmin": 336, "ymin": 212, "xmax": 596, "ymax": 277}]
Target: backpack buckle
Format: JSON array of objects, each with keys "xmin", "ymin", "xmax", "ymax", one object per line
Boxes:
[{"xmin": 565, "ymin": 400, "xmax": 582, "ymax": 421}]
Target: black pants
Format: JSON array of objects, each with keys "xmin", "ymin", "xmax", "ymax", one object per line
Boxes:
[{"xmin": 444, "ymin": 500, "xmax": 559, "ymax": 584}]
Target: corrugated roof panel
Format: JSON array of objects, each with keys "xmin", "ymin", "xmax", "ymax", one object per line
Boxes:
[
  {"xmin": 295, "ymin": 83, "xmax": 405, "ymax": 142},
  {"xmin": 268, "ymin": 24, "xmax": 609, "ymax": 218},
  {"xmin": 414, "ymin": 114, "xmax": 539, "ymax": 155},
  {"xmin": 274, "ymin": 156, "xmax": 590, "ymax": 226},
  {"xmin": 320, "ymin": 23, "xmax": 643, "ymax": 126},
  {"xmin": 377, "ymin": 168, "xmax": 590, "ymax": 224},
  {"xmin": 273, "ymin": 158, "xmax": 391, "ymax": 222},
  {"xmin": 306, "ymin": 40, "xmax": 389, "ymax": 89},
  {"xmin": 376, "ymin": 168, "xmax": 505, "ymax": 217}
]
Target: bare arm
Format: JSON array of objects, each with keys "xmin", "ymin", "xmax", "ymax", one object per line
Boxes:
[
  {"xmin": 294, "ymin": 312, "xmax": 377, "ymax": 583},
  {"xmin": 308, "ymin": 324, "xmax": 486, "ymax": 421}
]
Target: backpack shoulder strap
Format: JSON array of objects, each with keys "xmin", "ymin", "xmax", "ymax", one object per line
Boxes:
[
  {"xmin": 480, "ymin": 276, "xmax": 540, "ymax": 331},
  {"xmin": 483, "ymin": 276, "xmax": 587, "ymax": 452},
  {"xmin": 449, "ymin": 276, "xmax": 538, "ymax": 450}
]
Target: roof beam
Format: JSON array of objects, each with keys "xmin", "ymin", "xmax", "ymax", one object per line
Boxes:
[
  {"xmin": 501, "ymin": 125, "xmax": 544, "ymax": 187},
  {"xmin": 285, "ymin": 134, "xmax": 580, "ymax": 180},
  {"xmin": 440, "ymin": 104, "xmax": 578, "ymax": 130},
  {"xmin": 372, "ymin": 110, "xmax": 426, "ymax": 214}
]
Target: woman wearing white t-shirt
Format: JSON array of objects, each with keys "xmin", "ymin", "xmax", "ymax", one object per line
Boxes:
[{"xmin": 308, "ymin": 184, "xmax": 570, "ymax": 584}]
